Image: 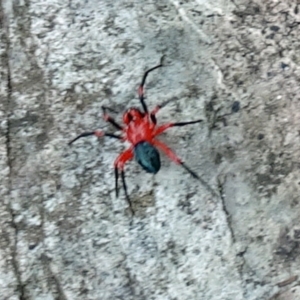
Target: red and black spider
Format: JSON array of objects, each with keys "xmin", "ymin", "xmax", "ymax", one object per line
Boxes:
[{"xmin": 69, "ymin": 57, "xmax": 203, "ymax": 213}]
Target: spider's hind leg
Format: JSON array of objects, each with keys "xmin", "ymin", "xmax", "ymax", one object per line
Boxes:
[
  {"xmin": 121, "ymin": 170, "xmax": 134, "ymax": 214},
  {"xmin": 152, "ymin": 139, "xmax": 200, "ymax": 178},
  {"xmin": 114, "ymin": 148, "xmax": 134, "ymax": 214},
  {"xmin": 153, "ymin": 139, "xmax": 218, "ymax": 197}
]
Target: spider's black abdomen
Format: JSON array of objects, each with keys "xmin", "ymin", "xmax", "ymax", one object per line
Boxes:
[{"xmin": 134, "ymin": 141, "xmax": 161, "ymax": 174}]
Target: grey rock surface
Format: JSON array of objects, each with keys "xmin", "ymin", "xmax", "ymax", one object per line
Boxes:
[{"xmin": 1, "ymin": 0, "xmax": 300, "ymax": 299}]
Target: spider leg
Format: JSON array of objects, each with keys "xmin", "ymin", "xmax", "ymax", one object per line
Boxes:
[
  {"xmin": 115, "ymin": 167, "xmax": 119, "ymax": 198},
  {"xmin": 114, "ymin": 147, "xmax": 134, "ymax": 214},
  {"xmin": 68, "ymin": 130, "xmax": 121, "ymax": 145},
  {"xmin": 102, "ymin": 105, "xmax": 118, "ymax": 114},
  {"xmin": 152, "ymin": 139, "xmax": 199, "ymax": 179},
  {"xmin": 102, "ymin": 106, "xmax": 123, "ymax": 130},
  {"xmin": 154, "ymin": 119, "xmax": 203, "ymax": 136},
  {"xmin": 138, "ymin": 56, "xmax": 165, "ymax": 114},
  {"xmin": 149, "ymin": 99, "xmax": 175, "ymax": 124},
  {"xmin": 121, "ymin": 170, "xmax": 133, "ymax": 213},
  {"xmin": 153, "ymin": 139, "xmax": 218, "ymax": 196}
]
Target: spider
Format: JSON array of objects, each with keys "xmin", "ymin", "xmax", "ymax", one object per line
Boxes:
[{"xmin": 69, "ymin": 57, "xmax": 203, "ymax": 213}]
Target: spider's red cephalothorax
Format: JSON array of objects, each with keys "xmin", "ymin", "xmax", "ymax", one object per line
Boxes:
[{"xmin": 69, "ymin": 57, "xmax": 203, "ymax": 213}]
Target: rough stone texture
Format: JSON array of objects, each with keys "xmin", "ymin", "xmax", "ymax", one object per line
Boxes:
[
  {"xmin": 1, "ymin": 0, "xmax": 300, "ymax": 299},
  {"xmin": 1, "ymin": 0, "xmax": 21, "ymax": 298}
]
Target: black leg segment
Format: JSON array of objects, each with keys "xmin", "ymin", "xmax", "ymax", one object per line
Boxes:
[
  {"xmin": 68, "ymin": 131, "xmax": 121, "ymax": 145},
  {"xmin": 140, "ymin": 56, "xmax": 165, "ymax": 87},
  {"xmin": 150, "ymin": 114, "xmax": 157, "ymax": 125},
  {"xmin": 115, "ymin": 167, "xmax": 119, "ymax": 198},
  {"xmin": 150, "ymin": 98, "xmax": 176, "ymax": 125},
  {"xmin": 102, "ymin": 105, "xmax": 118, "ymax": 114},
  {"xmin": 139, "ymin": 56, "xmax": 165, "ymax": 114},
  {"xmin": 102, "ymin": 106, "xmax": 123, "ymax": 130},
  {"xmin": 68, "ymin": 131, "xmax": 95, "ymax": 145},
  {"xmin": 181, "ymin": 162, "xmax": 218, "ymax": 197},
  {"xmin": 121, "ymin": 170, "xmax": 134, "ymax": 214},
  {"xmin": 172, "ymin": 119, "xmax": 203, "ymax": 127},
  {"xmin": 180, "ymin": 162, "xmax": 200, "ymax": 179}
]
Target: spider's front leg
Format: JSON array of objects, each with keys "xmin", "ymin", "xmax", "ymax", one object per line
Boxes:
[
  {"xmin": 138, "ymin": 56, "xmax": 164, "ymax": 114},
  {"xmin": 153, "ymin": 119, "xmax": 203, "ymax": 136},
  {"xmin": 68, "ymin": 130, "xmax": 121, "ymax": 145},
  {"xmin": 102, "ymin": 106, "xmax": 123, "ymax": 130},
  {"xmin": 114, "ymin": 147, "xmax": 134, "ymax": 214},
  {"xmin": 149, "ymin": 98, "xmax": 176, "ymax": 125},
  {"xmin": 149, "ymin": 98, "xmax": 203, "ymax": 126}
]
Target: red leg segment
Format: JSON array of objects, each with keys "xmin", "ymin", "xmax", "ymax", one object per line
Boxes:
[
  {"xmin": 150, "ymin": 99, "xmax": 175, "ymax": 117},
  {"xmin": 154, "ymin": 123, "xmax": 174, "ymax": 136},
  {"xmin": 150, "ymin": 106, "xmax": 160, "ymax": 116},
  {"xmin": 152, "ymin": 139, "xmax": 199, "ymax": 179},
  {"xmin": 152, "ymin": 139, "xmax": 182, "ymax": 164},
  {"xmin": 114, "ymin": 147, "xmax": 134, "ymax": 169},
  {"xmin": 149, "ymin": 98, "xmax": 177, "ymax": 124},
  {"xmin": 149, "ymin": 105, "xmax": 161, "ymax": 124}
]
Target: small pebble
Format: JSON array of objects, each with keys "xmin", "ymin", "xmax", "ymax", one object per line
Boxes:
[
  {"xmin": 257, "ymin": 133, "xmax": 264, "ymax": 140},
  {"xmin": 28, "ymin": 244, "xmax": 37, "ymax": 250},
  {"xmin": 270, "ymin": 25, "xmax": 280, "ymax": 32},
  {"xmin": 281, "ymin": 62, "xmax": 289, "ymax": 69},
  {"xmin": 231, "ymin": 101, "xmax": 240, "ymax": 113}
]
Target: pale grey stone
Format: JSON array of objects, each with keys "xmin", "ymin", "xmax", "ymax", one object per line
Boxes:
[{"xmin": 1, "ymin": 0, "xmax": 300, "ymax": 299}]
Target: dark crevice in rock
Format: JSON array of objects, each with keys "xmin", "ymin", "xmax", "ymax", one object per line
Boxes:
[
  {"xmin": 1, "ymin": 2, "xmax": 26, "ymax": 299},
  {"xmin": 217, "ymin": 176, "xmax": 236, "ymax": 243},
  {"xmin": 40, "ymin": 254, "xmax": 68, "ymax": 300}
]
